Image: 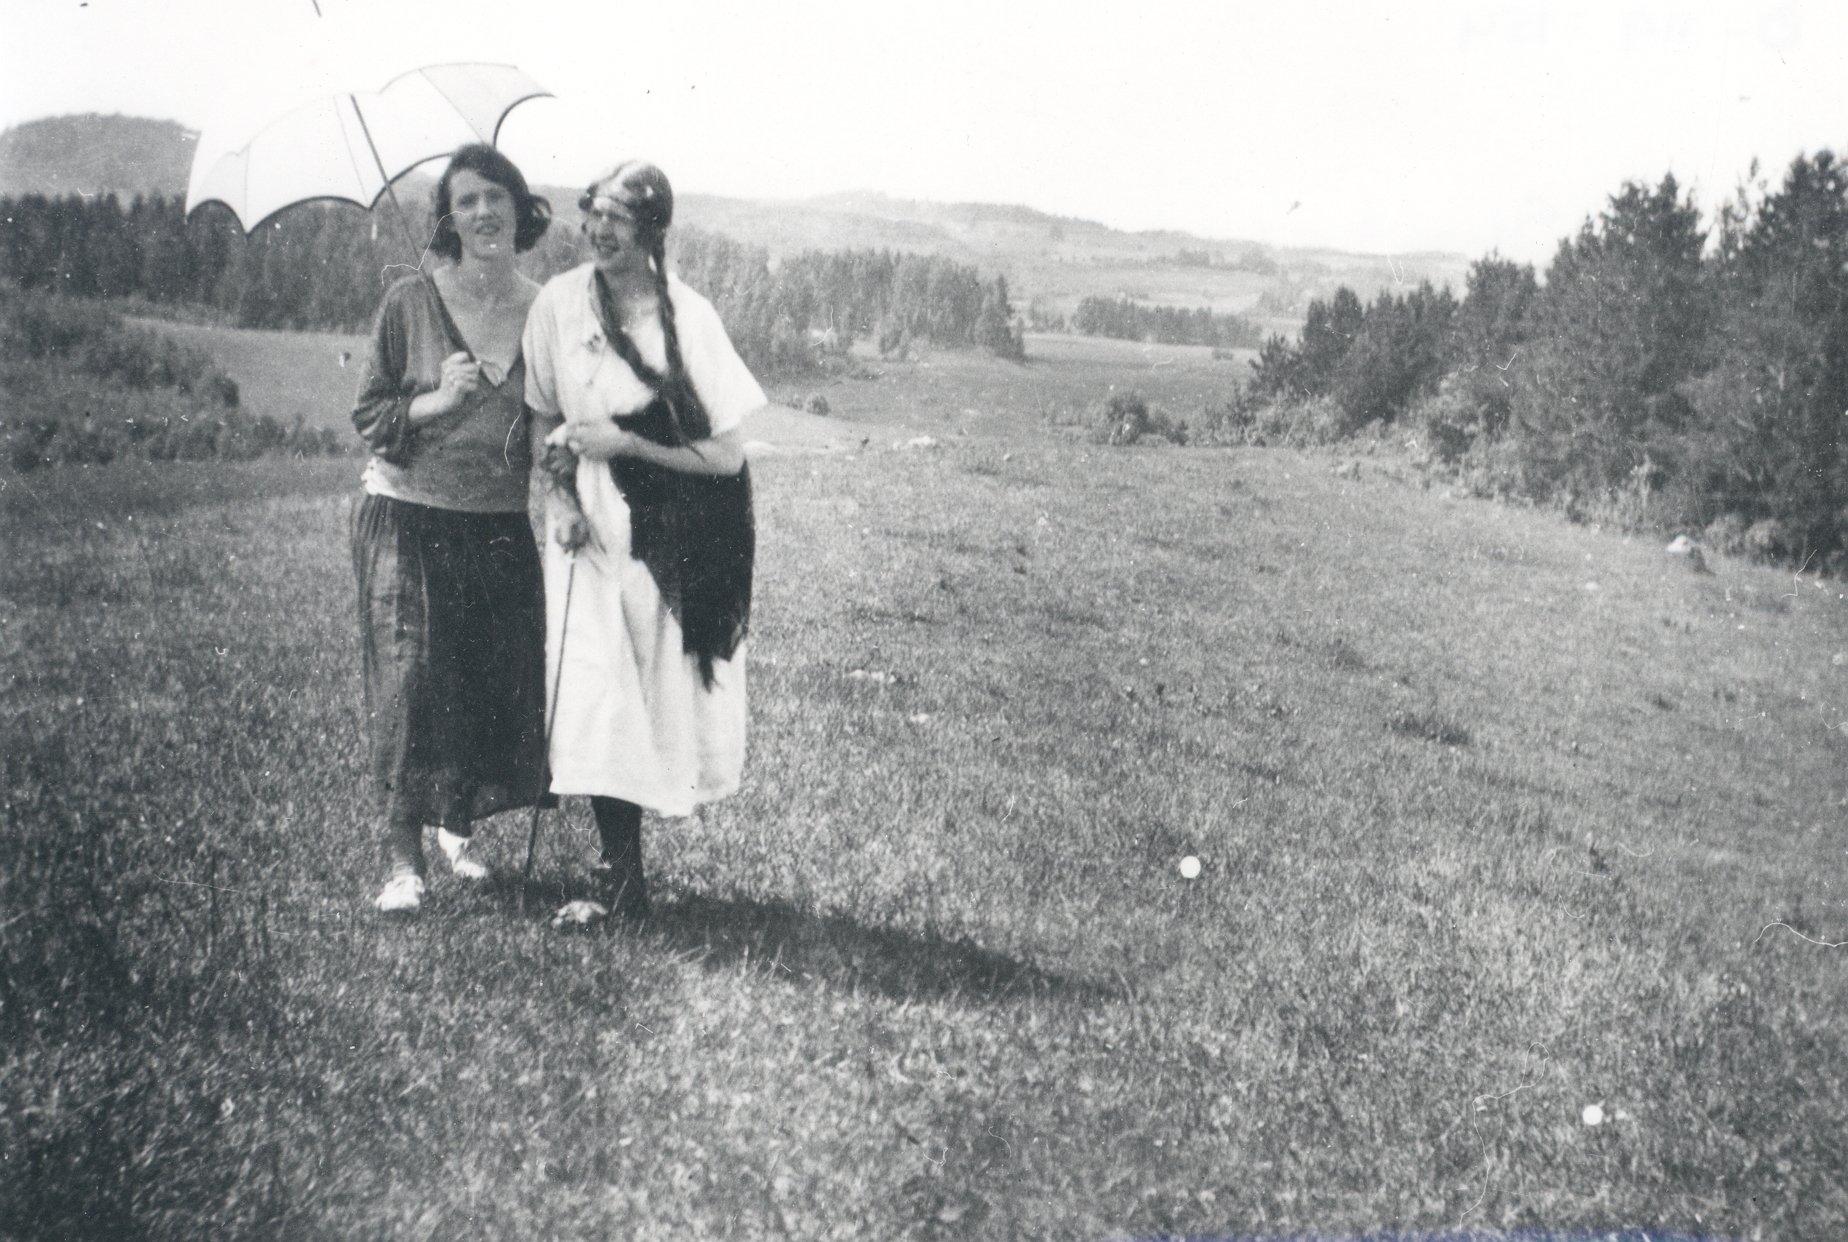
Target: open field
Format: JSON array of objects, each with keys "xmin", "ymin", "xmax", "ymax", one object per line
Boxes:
[
  {"xmin": 4, "ymin": 333, "xmax": 1848, "ymax": 1240},
  {"xmin": 132, "ymin": 318, "xmax": 1251, "ymax": 441},
  {"xmin": 772, "ymin": 335, "xmax": 1253, "ymax": 443},
  {"xmin": 128, "ymin": 317, "xmax": 367, "ymax": 432}
]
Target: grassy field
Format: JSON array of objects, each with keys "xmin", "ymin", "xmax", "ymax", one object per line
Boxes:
[
  {"xmin": 128, "ymin": 317, "xmax": 368, "ymax": 433},
  {"xmin": 129, "ymin": 314, "xmax": 1244, "ymax": 443},
  {"xmin": 3, "ymin": 334, "xmax": 1847, "ymax": 1241},
  {"xmin": 774, "ymin": 335, "xmax": 1254, "ymax": 442}
]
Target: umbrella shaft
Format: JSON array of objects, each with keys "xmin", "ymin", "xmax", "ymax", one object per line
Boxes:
[{"xmin": 349, "ymin": 95, "xmax": 425, "ymax": 269}]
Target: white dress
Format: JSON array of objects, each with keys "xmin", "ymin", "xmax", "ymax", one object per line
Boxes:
[{"xmin": 522, "ymin": 265, "xmax": 766, "ymax": 816}]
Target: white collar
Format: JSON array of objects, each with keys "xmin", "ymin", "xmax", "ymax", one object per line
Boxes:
[
  {"xmin": 578, "ymin": 265, "xmax": 606, "ymax": 348},
  {"xmin": 578, "ymin": 264, "xmax": 677, "ymax": 348}
]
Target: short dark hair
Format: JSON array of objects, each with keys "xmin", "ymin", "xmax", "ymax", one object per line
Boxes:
[{"xmin": 429, "ymin": 144, "xmax": 551, "ymax": 260}]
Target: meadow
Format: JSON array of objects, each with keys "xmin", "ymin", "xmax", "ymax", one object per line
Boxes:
[
  {"xmin": 3, "ymin": 332, "xmax": 1847, "ymax": 1241},
  {"xmin": 124, "ymin": 318, "xmax": 367, "ymax": 432},
  {"xmin": 792, "ymin": 334, "xmax": 1256, "ymax": 442}
]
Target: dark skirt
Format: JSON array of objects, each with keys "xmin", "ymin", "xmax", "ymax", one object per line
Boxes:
[{"xmin": 351, "ymin": 493, "xmax": 548, "ymax": 828}]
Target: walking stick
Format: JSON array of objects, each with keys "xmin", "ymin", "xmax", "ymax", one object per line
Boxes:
[{"xmin": 520, "ymin": 553, "xmax": 576, "ymax": 914}]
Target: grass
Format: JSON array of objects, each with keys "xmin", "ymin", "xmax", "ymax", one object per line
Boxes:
[
  {"xmin": 776, "ymin": 334, "xmax": 1255, "ymax": 441},
  {"xmin": 131, "ymin": 309, "xmax": 1240, "ymax": 442},
  {"xmin": 127, "ymin": 317, "xmax": 368, "ymax": 432},
  {"xmin": 3, "ymin": 339, "xmax": 1847, "ymax": 1241}
]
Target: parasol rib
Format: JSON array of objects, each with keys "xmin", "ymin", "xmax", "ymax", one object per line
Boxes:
[{"xmin": 348, "ymin": 95, "xmax": 425, "ymax": 268}]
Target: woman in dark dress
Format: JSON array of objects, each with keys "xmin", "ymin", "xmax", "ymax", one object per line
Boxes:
[{"xmin": 350, "ymin": 144, "xmax": 552, "ymax": 913}]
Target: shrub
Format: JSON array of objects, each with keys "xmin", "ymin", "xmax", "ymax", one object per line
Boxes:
[
  {"xmin": 1410, "ymin": 375, "xmax": 1498, "ymax": 464},
  {"xmin": 1745, "ymin": 518, "xmax": 1792, "ymax": 561},
  {"xmin": 875, "ymin": 316, "xmax": 910, "ymax": 360},
  {"xmin": 0, "ymin": 291, "xmax": 120, "ymax": 358},
  {"xmin": 1191, "ymin": 392, "xmax": 1262, "ymax": 446},
  {"xmin": 41, "ymin": 420, "xmax": 131, "ymax": 466},
  {"xmin": 1093, "ymin": 391, "xmax": 1151, "ymax": 445},
  {"xmin": 0, "ymin": 343, "xmax": 318, "ymax": 470},
  {"xmin": 1247, "ymin": 396, "xmax": 1350, "ymax": 449},
  {"xmin": 1091, "ymin": 391, "xmax": 1187, "ymax": 446},
  {"xmin": 1, "ymin": 285, "xmax": 238, "ymax": 406}
]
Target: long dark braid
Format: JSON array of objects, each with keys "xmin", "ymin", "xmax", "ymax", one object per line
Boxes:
[
  {"xmin": 649, "ymin": 235, "xmax": 680, "ymax": 387},
  {"xmin": 646, "ymin": 231, "xmax": 712, "ymax": 446}
]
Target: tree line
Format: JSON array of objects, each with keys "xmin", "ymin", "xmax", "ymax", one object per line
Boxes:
[
  {"xmin": 671, "ymin": 229, "xmax": 1024, "ymax": 366},
  {"xmin": 0, "ymin": 192, "xmax": 1027, "ymax": 373},
  {"xmin": 1069, "ymin": 295, "xmax": 1262, "ymax": 349},
  {"xmin": 1241, "ymin": 152, "xmax": 1848, "ymax": 567}
]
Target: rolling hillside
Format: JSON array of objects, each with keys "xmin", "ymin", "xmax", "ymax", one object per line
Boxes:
[
  {"xmin": 2, "ymin": 113, "xmax": 1471, "ymax": 338},
  {"xmin": 663, "ymin": 188, "xmax": 1471, "ymax": 333},
  {"xmin": 0, "ymin": 114, "xmax": 196, "ymax": 199},
  {"xmin": 5, "ymin": 385, "xmax": 1844, "ymax": 1238}
]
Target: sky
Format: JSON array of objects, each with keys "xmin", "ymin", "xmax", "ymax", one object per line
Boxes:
[{"xmin": 4, "ymin": 0, "xmax": 1847, "ymax": 266}]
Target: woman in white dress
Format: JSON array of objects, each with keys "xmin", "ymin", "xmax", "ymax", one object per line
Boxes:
[{"xmin": 523, "ymin": 160, "xmax": 765, "ymax": 920}]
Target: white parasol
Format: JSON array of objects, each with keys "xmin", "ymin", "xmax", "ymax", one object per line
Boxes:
[{"xmin": 185, "ymin": 62, "xmax": 551, "ymax": 258}]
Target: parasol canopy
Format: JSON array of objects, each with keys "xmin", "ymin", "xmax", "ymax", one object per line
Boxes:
[{"xmin": 185, "ymin": 62, "xmax": 551, "ymax": 240}]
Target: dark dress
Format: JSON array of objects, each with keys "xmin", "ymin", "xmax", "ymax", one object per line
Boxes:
[{"xmin": 350, "ymin": 276, "xmax": 547, "ymax": 829}]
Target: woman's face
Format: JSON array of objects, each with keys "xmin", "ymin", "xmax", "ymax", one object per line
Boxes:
[
  {"xmin": 583, "ymin": 192, "xmax": 648, "ymax": 277},
  {"xmin": 447, "ymin": 169, "xmax": 516, "ymax": 264}
]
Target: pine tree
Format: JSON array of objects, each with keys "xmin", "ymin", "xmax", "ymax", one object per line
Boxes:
[
  {"xmin": 1331, "ymin": 282, "xmax": 1457, "ymax": 427},
  {"xmin": 976, "ymin": 275, "xmax": 1024, "ymax": 360},
  {"xmin": 1685, "ymin": 152, "xmax": 1848, "ymax": 553},
  {"xmin": 1508, "ymin": 173, "xmax": 1711, "ymax": 499}
]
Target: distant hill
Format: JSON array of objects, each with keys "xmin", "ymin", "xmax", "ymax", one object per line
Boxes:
[
  {"xmin": 0, "ymin": 114, "xmax": 196, "ymax": 199},
  {"xmin": 5, "ymin": 113, "xmax": 1473, "ymax": 335},
  {"xmin": 656, "ymin": 189, "xmax": 1472, "ymax": 335}
]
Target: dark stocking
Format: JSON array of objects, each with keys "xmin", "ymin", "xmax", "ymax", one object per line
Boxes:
[{"xmin": 591, "ymin": 797, "xmax": 647, "ymax": 918}]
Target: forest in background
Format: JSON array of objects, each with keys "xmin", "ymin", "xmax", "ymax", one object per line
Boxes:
[
  {"xmin": 0, "ymin": 113, "xmax": 1446, "ymax": 352},
  {"xmin": 1212, "ymin": 153, "xmax": 1848, "ymax": 570},
  {"xmin": 0, "ymin": 191, "xmax": 1026, "ymax": 374}
]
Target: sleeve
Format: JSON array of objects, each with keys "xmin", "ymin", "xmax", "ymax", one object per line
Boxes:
[
  {"xmin": 675, "ymin": 284, "xmax": 767, "ymax": 437},
  {"xmin": 521, "ymin": 283, "xmax": 563, "ymax": 419},
  {"xmin": 351, "ymin": 282, "xmax": 417, "ymax": 464}
]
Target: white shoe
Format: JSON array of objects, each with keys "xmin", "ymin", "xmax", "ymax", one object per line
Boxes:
[
  {"xmin": 376, "ymin": 873, "xmax": 426, "ymax": 913},
  {"xmin": 438, "ymin": 829, "xmax": 490, "ymax": 880},
  {"xmin": 551, "ymin": 899, "xmax": 609, "ymax": 929}
]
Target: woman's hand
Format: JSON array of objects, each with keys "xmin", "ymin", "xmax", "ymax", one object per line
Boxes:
[
  {"xmin": 539, "ymin": 439, "xmax": 579, "ymax": 489},
  {"xmin": 555, "ymin": 509, "xmax": 591, "ymax": 553},
  {"xmin": 438, "ymin": 352, "xmax": 482, "ymax": 406},
  {"xmin": 547, "ymin": 419, "xmax": 641, "ymax": 463},
  {"xmin": 542, "ymin": 421, "xmax": 745, "ymax": 476},
  {"xmin": 410, "ymin": 352, "xmax": 481, "ymax": 422}
]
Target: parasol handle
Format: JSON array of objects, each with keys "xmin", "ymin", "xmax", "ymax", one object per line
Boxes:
[{"xmin": 349, "ymin": 94, "xmax": 425, "ymax": 269}]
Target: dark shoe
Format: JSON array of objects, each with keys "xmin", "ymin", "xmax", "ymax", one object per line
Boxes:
[{"xmin": 590, "ymin": 859, "xmax": 650, "ymax": 922}]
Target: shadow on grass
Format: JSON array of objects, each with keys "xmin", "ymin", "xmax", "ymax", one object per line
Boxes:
[
  {"xmin": 662, "ymin": 892, "xmax": 1121, "ymax": 1006},
  {"xmin": 483, "ymin": 872, "xmax": 1116, "ymax": 1006}
]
